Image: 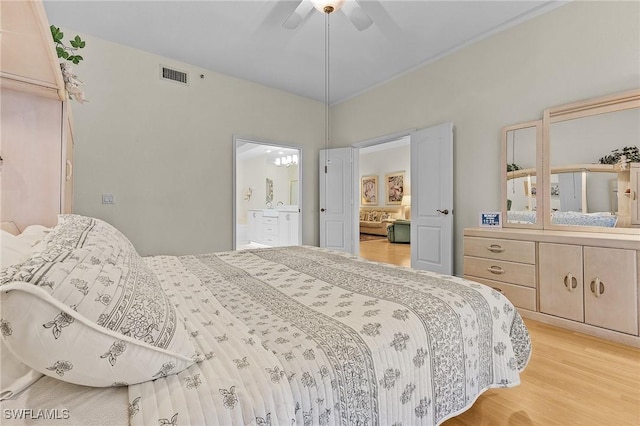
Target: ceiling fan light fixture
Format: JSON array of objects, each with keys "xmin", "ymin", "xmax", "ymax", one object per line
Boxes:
[{"xmin": 310, "ymin": 0, "xmax": 345, "ymax": 14}]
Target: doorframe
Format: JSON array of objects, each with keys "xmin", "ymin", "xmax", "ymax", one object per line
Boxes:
[
  {"xmin": 352, "ymin": 129, "xmax": 416, "ymax": 257},
  {"xmin": 232, "ymin": 135, "xmax": 303, "ymax": 250}
]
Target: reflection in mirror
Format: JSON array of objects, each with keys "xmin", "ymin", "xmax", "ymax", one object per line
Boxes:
[
  {"xmin": 504, "ymin": 123, "xmax": 539, "ymax": 226},
  {"xmin": 549, "ymin": 107, "xmax": 640, "ymax": 228}
]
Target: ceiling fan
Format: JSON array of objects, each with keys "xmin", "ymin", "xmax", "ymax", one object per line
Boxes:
[{"xmin": 283, "ymin": 0, "xmax": 374, "ymax": 31}]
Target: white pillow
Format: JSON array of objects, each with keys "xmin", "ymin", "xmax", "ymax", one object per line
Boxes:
[
  {"xmin": 16, "ymin": 225, "xmax": 51, "ymax": 247},
  {"xmin": 1, "ymin": 283, "xmax": 197, "ymax": 387},
  {"xmin": 0, "ymin": 339, "xmax": 43, "ymax": 401},
  {"xmin": 1, "ymin": 230, "xmax": 33, "ymax": 268},
  {"xmin": 0, "ymin": 215, "xmax": 201, "ymax": 387}
]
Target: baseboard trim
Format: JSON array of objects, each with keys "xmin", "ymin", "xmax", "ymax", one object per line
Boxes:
[{"xmin": 518, "ymin": 308, "xmax": 640, "ymax": 348}]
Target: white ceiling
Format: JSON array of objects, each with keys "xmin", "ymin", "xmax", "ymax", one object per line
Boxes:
[{"xmin": 43, "ymin": 0, "xmax": 565, "ymax": 104}]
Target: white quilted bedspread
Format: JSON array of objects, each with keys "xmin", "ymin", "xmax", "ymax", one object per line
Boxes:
[{"xmin": 129, "ymin": 246, "xmax": 531, "ymax": 426}]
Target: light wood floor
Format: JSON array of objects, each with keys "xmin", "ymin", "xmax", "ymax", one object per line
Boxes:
[
  {"xmin": 358, "ymin": 237, "xmax": 411, "ymax": 267},
  {"xmin": 359, "ymin": 238, "xmax": 640, "ymax": 426}
]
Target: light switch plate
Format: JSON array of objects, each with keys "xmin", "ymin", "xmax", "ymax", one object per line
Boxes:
[{"xmin": 102, "ymin": 194, "xmax": 115, "ymax": 204}]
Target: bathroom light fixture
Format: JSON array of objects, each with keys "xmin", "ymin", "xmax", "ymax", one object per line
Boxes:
[{"xmin": 274, "ymin": 154, "xmax": 299, "ymax": 167}]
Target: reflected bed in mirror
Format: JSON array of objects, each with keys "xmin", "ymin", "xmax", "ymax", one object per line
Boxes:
[
  {"xmin": 546, "ymin": 90, "xmax": 640, "ymax": 232},
  {"xmin": 502, "ymin": 121, "xmax": 542, "ymax": 227}
]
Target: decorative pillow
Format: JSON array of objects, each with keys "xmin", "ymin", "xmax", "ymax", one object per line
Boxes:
[
  {"xmin": 1, "ymin": 283, "xmax": 197, "ymax": 387},
  {"xmin": 369, "ymin": 211, "xmax": 380, "ymax": 222},
  {"xmin": 380, "ymin": 212, "xmax": 391, "ymax": 221},
  {"xmin": 359, "ymin": 211, "xmax": 367, "ymax": 221},
  {"xmin": 1, "ymin": 230, "xmax": 34, "ymax": 269},
  {"xmin": 0, "ymin": 215, "xmax": 200, "ymax": 387}
]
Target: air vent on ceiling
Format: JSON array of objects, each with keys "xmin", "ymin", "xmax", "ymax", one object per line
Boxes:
[{"xmin": 160, "ymin": 65, "xmax": 188, "ymax": 85}]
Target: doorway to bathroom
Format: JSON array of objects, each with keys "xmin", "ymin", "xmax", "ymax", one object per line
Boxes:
[{"xmin": 233, "ymin": 136, "xmax": 302, "ymax": 250}]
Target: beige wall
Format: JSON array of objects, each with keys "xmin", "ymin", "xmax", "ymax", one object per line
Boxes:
[
  {"xmin": 69, "ymin": 34, "xmax": 323, "ymax": 256},
  {"xmin": 69, "ymin": 1, "xmax": 639, "ymax": 274},
  {"xmin": 331, "ymin": 1, "xmax": 640, "ymax": 275}
]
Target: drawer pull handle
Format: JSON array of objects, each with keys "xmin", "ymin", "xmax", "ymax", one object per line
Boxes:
[
  {"xmin": 492, "ymin": 287, "xmax": 504, "ymax": 293},
  {"xmin": 487, "ymin": 265, "xmax": 505, "ymax": 274},
  {"xmin": 563, "ymin": 273, "xmax": 577, "ymax": 293},
  {"xmin": 590, "ymin": 278, "xmax": 605, "ymax": 298},
  {"xmin": 487, "ymin": 244, "xmax": 505, "ymax": 253}
]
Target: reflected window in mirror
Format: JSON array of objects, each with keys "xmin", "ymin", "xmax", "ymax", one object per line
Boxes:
[{"xmin": 503, "ymin": 121, "xmax": 541, "ymax": 228}]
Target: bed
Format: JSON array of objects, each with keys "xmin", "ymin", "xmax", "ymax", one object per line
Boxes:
[
  {"xmin": 507, "ymin": 210, "xmax": 618, "ymax": 227},
  {"xmin": 1, "ymin": 215, "xmax": 531, "ymax": 425}
]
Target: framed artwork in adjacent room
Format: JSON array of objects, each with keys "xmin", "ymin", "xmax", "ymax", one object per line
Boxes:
[
  {"xmin": 361, "ymin": 175, "xmax": 378, "ymax": 205},
  {"xmin": 385, "ymin": 171, "xmax": 405, "ymax": 205}
]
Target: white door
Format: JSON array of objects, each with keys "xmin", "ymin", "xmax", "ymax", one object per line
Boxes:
[
  {"xmin": 410, "ymin": 122, "xmax": 454, "ymax": 274},
  {"xmin": 319, "ymin": 148, "xmax": 358, "ymax": 253}
]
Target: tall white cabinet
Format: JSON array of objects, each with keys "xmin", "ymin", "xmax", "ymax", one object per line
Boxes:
[{"xmin": 0, "ymin": 1, "xmax": 74, "ymax": 230}]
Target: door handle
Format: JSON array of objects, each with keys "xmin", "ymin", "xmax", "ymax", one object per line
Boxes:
[
  {"xmin": 590, "ymin": 278, "xmax": 605, "ymax": 298},
  {"xmin": 436, "ymin": 209, "xmax": 449, "ymax": 215},
  {"xmin": 564, "ymin": 273, "xmax": 576, "ymax": 292}
]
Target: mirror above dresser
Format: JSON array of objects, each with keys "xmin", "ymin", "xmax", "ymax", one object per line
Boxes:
[
  {"xmin": 501, "ymin": 89, "xmax": 640, "ymax": 234},
  {"xmin": 502, "ymin": 121, "xmax": 542, "ymax": 228},
  {"xmin": 544, "ymin": 90, "xmax": 640, "ymax": 233},
  {"xmin": 466, "ymin": 89, "xmax": 640, "ymax": 347}
]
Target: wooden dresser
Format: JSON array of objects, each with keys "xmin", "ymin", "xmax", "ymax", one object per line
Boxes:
[
  {"xmin": 464, "ymin": 234, "xmax": 537, "ymax": 311},
  {"xmin": 464, "ymin": 227, "xmax": 640, "ymax": 347}
]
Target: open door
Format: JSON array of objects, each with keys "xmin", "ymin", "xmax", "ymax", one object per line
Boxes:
[
  {"xmin": 410, "ymin": 122, "xmax": 454, "ymax": 274},
  {"xmin": 319, "ymin": 148, "xmax": 358, "ymax": 254}
]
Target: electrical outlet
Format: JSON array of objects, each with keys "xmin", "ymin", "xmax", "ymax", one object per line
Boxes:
[{"xmin": 102, "ymin": 194, "xmax": 115, "ymax": 204}]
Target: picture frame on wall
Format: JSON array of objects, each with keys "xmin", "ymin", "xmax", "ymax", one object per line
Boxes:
[
  {"xmin": 385, "ymin": 171, "xmax": 405, "ymax": 205},
  {"xmin": 361, "ymin": 175, "xmax": 378, "ymax": 205},
  {"xmin": 266, "ymin": 178, "xmax": 274, "ymax": 203}
]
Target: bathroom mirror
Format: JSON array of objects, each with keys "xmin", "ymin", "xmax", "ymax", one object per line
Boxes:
[
  {"xmin": 502, "ymin": 120, "xmax": 542, "ymax": 228},
  {"xmin": 544, "ymin": 90, "xmax": 640, "ymax": 233}
]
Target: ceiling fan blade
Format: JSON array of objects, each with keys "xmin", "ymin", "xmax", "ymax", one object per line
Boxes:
[
  {"xmin": 343, "ymin": 0, "xmax": 373, "ymax": 31},
  {"xmin": 282, "ymin": 0, "xmax": 314, "ymax": 30}
]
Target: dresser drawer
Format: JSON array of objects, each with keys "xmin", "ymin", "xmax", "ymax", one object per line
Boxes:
[
  {"xmin": 263, "ymin": 235, "xmax": 278, "ymax": 244},
  {"xmin": 467, "ymin": 276, "xmax": 537, "ymax": 311},
  {"xmin": 263, "ymin": 217, "xmax": 278, "ymax": 225},
  {"xmin": 463, "ymin": 256, "xmax": 536, "ymax": 288},
  {"xmin": 464, "ymin": 237, "xmax": 535, "ymax": 264},
  {"xmin": 264, "ymin": 225, "xmax": 278, "ymax": 236}
]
